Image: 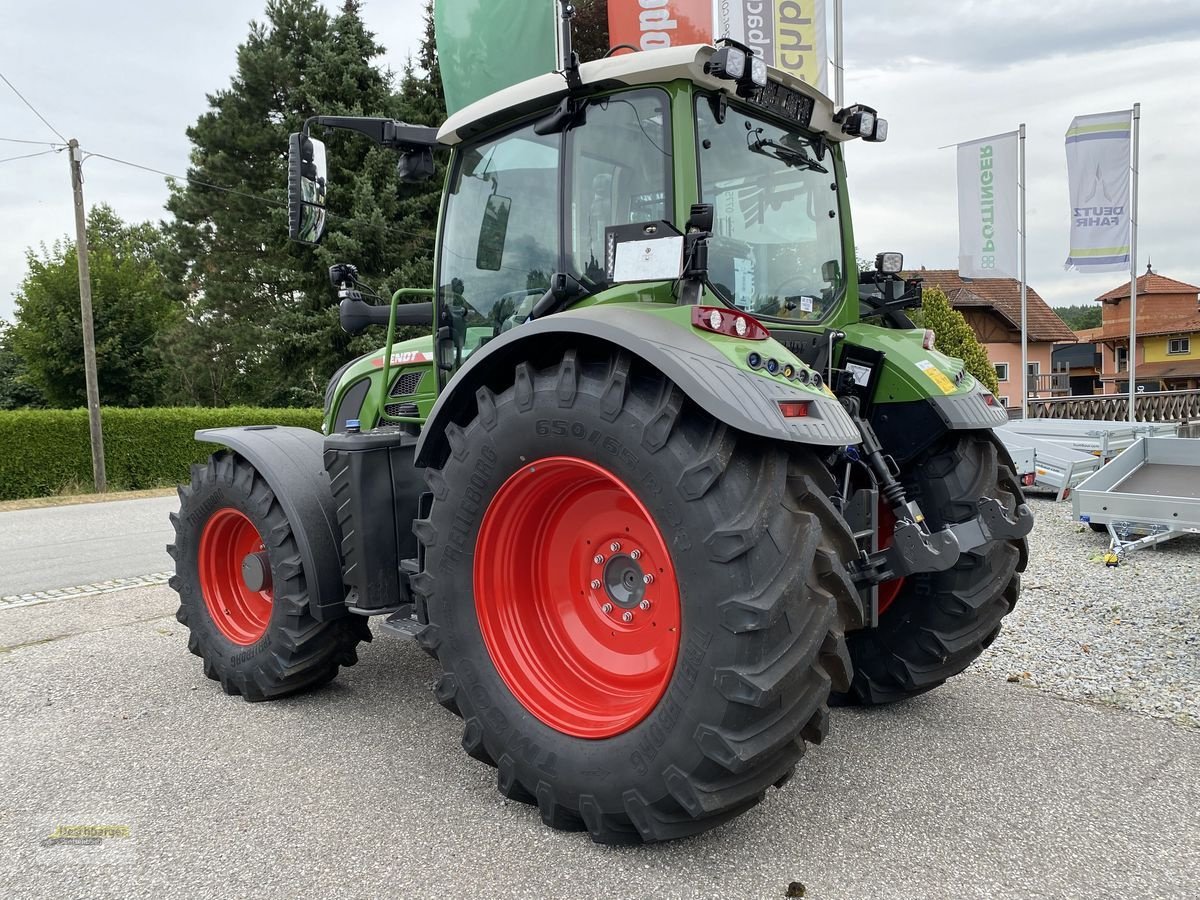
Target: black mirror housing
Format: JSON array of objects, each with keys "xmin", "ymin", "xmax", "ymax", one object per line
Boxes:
[
  {"xmin": 397, "ymin": 148, "xmax": 435, "ymax": 183},
  {"xmin": 288, "ymin": 132, "xmax": 328, "ymax": 245}
]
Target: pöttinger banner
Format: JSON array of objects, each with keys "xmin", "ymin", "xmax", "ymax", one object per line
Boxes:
[
  {"xmin": 1064, "ymin": 109, "xmax": 1133, "ymax": 273},
  {"xmin": 956, "ymin": 131, "xmax": 1019, "ymax": 278}
]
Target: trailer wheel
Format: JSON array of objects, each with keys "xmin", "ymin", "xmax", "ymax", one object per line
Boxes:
[
  {"xmin": 413, "ymin": 350, "xmax": 860, "ymax": 843},
  {"xmin": 838, "ymin": 432, "xmax": 1028, "ymax": 705},
  {"xmin": 169, "ymin": 451, "xmax": 370, "ymax": 701}
]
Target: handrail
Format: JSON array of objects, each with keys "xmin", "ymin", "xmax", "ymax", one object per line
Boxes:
[
  {"xmin": 1027, "ymin": 389, "xmax": 1200, "ymax": 423},
  {"xmin": 377, "ymin": 287, "xmax": 435, "ymax": 425}
]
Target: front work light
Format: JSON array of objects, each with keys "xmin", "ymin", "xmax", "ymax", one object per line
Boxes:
[
  {"xmin": 836, "ymin": 104, "xmax": 888, "ymax": 142},
  {"xmin": 706, "ymin": 46, "xmax": 747, "ymax": 81},
  {"xmin": 876, "ymin": 252, "xmax": 904, "ymax": 274}
]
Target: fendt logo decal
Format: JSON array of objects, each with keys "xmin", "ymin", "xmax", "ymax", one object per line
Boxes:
[{"xmin": 371, "ymin": 351, "xmax": 432, "ymax": 367}]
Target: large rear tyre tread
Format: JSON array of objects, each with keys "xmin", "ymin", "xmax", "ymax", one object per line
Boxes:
[
  {"xmin": 838, "ymin": 432, "xmax": 1027, "ymax": 705},
  {"xmin": 170, "ymin": 452, "xmax": 370, "ymax": 702},
  {"xmin": 414, "ymin": 349, "xmax": 860, "ymax": 843}
]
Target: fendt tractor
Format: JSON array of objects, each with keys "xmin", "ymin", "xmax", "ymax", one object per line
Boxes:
[{"xmin": 169, "ymin": 4, "xmax": 1032, "ymax": 843}]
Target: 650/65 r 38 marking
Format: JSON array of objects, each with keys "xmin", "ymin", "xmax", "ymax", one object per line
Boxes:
[{"xmin": 412, "ymin": 348, "xmax": 861, "ymax": 844}]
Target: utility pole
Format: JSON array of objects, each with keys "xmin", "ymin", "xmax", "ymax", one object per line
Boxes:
[{"xmin": 68, "ymin": 138, "xmax": 106, "ymax": 492}]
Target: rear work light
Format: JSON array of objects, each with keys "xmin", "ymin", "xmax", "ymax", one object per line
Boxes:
[
  {"xmin": 777, "ymin": 401, "xmax": 810, "ymax": 418},
  {"xmin": 691, "ymin": 306, "xmax": 770, "ymax": 341}
]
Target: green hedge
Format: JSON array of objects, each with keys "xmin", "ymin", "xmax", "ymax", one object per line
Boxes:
[{"xmin": 0, "ymin": 408, "xmax": 322, "ymax": 501}]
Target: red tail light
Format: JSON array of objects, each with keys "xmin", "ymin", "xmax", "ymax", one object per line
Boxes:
[
  {"xmin": 777, "ymin": 401, "xmax": 810, "ymax": 418},
  {"xmin": 692, "ymin": 307, "xmax": 770, "ymax": 341},
  {"xmin": 983, "ymin": 393, "xmax": 996, "ymax": 406}
]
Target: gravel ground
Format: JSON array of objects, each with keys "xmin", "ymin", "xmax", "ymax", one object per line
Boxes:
[{"xmin": 974, "ymin": 496, "xmax": 1200, "ymax": 729}]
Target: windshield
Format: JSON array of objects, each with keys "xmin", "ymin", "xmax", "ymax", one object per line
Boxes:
[{"xmin": 695, "ymin": 95, "xmax": 845, "ymax": 322}]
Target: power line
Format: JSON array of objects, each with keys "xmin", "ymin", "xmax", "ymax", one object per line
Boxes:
[
  {"xmin": 85, "ymin": 149, "xmax": 436, "ymax": 246},
  {"xmin": 0, "ymin": 69, "xmax": 68, "ymax": 143},
  {"xmin": 0, "ymin": 149, "xmax": 57, "ymax": 166},
  {"xmin": 84, "ymin": 151, "xmax": 289, "ymax": 209},
  {"xmin": 0, "ymin": 135, "xmax": 65, "ymax": 148}
]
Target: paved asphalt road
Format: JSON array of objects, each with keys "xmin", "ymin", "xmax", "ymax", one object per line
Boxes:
[
  {"xmin": 2, "ymin": 585, "xmax": 1197, "ymax": 899},
  {"xmin": 0, "ymin": 496, "xmax": 177, "ymax": 595}
]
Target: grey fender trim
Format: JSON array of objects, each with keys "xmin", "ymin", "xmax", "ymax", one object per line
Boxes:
[
  {"xmin": 414, "ymin": 305, "xmax": 861, "ymax": 468},
  {"xmin": 928, "ymin": 389, "xmax": 1011, "ymax": 430},
  {"xmin": 195, "ymin": 426, "xmax": 347, "ymax": 621}
]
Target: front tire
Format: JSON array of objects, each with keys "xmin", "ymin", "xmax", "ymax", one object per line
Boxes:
[
  {"xmin": 169, "ymin": 452, "xmax": 370, "ymax": 701},
  {"xmin": 839, "ymin": 432, "xmax": 1028, "ymax": 705},
  {"xmin": 413, "ymin": 350, "xmax": 860, "ymax": 843}
]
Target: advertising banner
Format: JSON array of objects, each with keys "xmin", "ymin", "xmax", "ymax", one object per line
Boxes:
[
  {"xmin": 1063, "ymin": 110, "xmax": 1133, "ymax": 273},
  {"xmin": 715, "ymin": 1, "xmax": 827, "ymax": 94},
  {"xmin": 608, "ymin": 0, "xmax": 714, "ymax": 53},
  {"xmin": 956, "ymin": 131, "xmax": 1019, "ymax": 278},
  {"xmin": 436, "ymin": 0, "xmax": 558, "ymax": 115}
]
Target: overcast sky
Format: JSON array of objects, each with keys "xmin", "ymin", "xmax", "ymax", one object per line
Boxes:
[{"xmin": 2, "ymin": 0, "xmax": 1198, "ymax": 324}]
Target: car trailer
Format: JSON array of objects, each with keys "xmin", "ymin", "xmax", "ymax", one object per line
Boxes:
[
  {"xmin": 1000, "ymin": 419, "xmax": 1179, "ymax": 464},
  {"xmin": 1073, "ymin": 436, "xmax": 1200, "ymax": 557},
  {"xmin": 995, "ymin": 428, "xmax": 1100, "ymax": 501}
]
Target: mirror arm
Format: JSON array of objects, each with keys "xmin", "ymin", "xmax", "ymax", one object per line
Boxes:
[{"xmin": 305, "ymin": 115, "xmax": 439, "ymax": 151}]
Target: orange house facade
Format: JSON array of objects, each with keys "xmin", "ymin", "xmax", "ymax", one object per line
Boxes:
[
  {"xmin": 1080, "ymin": 268, "xmax": 1200, "ymax": 394},
  {"xmin": 913, "ymin": 270, "xmax": 1076, "ymax": 409}
]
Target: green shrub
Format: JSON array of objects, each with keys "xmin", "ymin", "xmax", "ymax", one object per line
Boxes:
[{"xmin": 0, "ymin": 408, "xmax": 321, "ymax": 501}]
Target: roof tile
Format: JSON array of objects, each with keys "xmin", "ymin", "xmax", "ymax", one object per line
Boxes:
[{"xmin": 907, "ymin": 269, "xmax": 1078, "ymax": 342}]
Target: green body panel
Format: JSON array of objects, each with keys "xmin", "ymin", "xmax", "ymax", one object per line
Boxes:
[
  {"xmin": 322, "ymin": 334, "xmax": 437, "ymax": 434},
  {"xmin": 841, "ymin": 323, "xmax": 978, "ymax": 403}
]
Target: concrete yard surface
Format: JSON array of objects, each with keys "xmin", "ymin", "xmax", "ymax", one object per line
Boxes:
[{"xmin": 1, "ymin": 585, "xmax": 1197, "ymax": 899}]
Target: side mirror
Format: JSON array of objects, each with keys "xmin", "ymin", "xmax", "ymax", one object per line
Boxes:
[
  {"xmin": 476, "ymin": 194, "xmax": 512, "ymax": 271},
  {"xmin": 288, "ymin": 132, "xmax": 328, "ymax": 244}
]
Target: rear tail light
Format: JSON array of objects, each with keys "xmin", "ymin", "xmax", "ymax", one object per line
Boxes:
[
  {"xmin": 692, "ymin": 306, "xmax": 770, "ymax": 341},
  {"xmin": 922, "ymin": 329, "xmax": 937, "ymax": 351},
  {"xmin": 777, "ymin": 401, "xmax": 810, "ymax": 418},
  {"xmin": 983, "ymin": 393, "xmax": 996, "ymax": 406}
]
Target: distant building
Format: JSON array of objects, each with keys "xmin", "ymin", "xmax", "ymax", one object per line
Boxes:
[
  {"xmin": 911, "ymin": 269, "xmax": 1076, "ymax": 408},
  {"xmin": 1086, "ymin": 267, "xmax": 1200, "ymax": 393}
]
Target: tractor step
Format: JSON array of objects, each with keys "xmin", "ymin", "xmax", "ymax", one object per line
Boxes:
[{"xmin": 378, "ymin": 606, "xmax": 422, "ymax": 641}]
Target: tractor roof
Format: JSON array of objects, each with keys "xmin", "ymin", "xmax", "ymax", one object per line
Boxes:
[{"xmin": 437, "ymin": 44, "xmax": 843, "ymax": 147}]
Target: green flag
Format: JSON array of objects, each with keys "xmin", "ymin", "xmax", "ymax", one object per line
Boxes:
[{"xmin": 435, "ymin": 0, "xmax": 559, "ymax": 116}]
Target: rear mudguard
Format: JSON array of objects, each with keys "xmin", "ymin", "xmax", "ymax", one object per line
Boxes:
[
  {"xmin": 413, "ymin": 305, "xmax": 862, "ymax": 468},
  {"xmin": 194, "ymin": 426, "xmax": 347, "ymax": 622}
]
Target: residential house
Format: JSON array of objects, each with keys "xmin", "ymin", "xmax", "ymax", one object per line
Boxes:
[
  {"xmin": 1087, "ymin": 267, "xmax": 1200, "ymax": 393},
  {"xmin": 911, "ymin": 269, "xmax": 1077, "ymax": 409}
]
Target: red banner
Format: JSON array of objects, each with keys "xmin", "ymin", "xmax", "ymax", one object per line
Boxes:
[{"xmin": 608, "ymin": 0, "xmax": 714, "ymax": 53}]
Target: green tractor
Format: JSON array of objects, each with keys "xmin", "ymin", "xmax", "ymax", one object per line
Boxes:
[{"xmin": 169, "ymin": 16, "xmax": 1031, "ymax": 844}]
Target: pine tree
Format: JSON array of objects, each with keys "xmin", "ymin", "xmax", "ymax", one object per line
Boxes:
[
  {"xmin": 163, "ymin": 0, "xmax": 428, "ymax": 406},
  {"xmin": 920, "ymin": 286, "xmax": 1000, "ymax": 394}
]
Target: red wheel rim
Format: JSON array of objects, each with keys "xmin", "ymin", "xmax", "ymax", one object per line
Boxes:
[
  {"xmin": 877, "ymin": 502, "xmax": 905, "ymax": 614},
  {"xmin": 474, "ymin": 457, "xmax": 682, "ymax": 739},
  {"xmin": 198, "ymin": 508, "xmax": 273, "ymax": 645}
]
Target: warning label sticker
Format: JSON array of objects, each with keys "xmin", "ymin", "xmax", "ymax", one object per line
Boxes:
[{"xmin": 916, "ymin": 359, "xmax": 957, "ymax": 395}]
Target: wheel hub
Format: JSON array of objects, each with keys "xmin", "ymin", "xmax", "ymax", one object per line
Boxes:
[{"xmin": 474, "ymin": 456, "xmax": 682, "ymax": 739}]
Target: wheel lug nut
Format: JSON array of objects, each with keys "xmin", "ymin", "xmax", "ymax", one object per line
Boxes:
[
  {"xmin": 593, "ymin": 554, "xmax": 604, "ymax": 564},
  {"xmin": 621, "ymin": 611, "xmax": 634, "ymax": 623},
  {"xmin": 590, "ymin": 579, "xmax": 601, "ymax": 590},
  {"xmin": 609, "ymin": 541, "xmax": 621, "ymax": 553},
  {"xmin": 630, "ymin": 549, "xmax": 641, "ymax": 560},
  {"xmin": 601, "ymin": 603, "xmax": 613, "ymax": 614},
  {"xmin": 643, "ymin": 573, "xmax": 654, "ymax": 585},
  {"xmin": 639, "ymin": 599, "xmax": 651, "ymax": 611}
]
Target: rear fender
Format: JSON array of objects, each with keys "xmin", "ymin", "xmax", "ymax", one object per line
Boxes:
[
  {"xmin": 195, "ymin": 426, "xmax": 347, "ymax": 621},
  {"xmin": 413, "ymin": 305, "xmax": 862, "ymax": 469}
]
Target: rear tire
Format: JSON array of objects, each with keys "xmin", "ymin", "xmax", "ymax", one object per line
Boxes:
[
  {"xmin": 412, "ymin": 349, "xmax": 860, "ymax": 843},
  {"xmin": 169, "ymin": 451, "xmax": 370, "ymax": 701},
  {"xmin": 838, "ymin": 432, "xmax": 1028, "ymax": 705}
]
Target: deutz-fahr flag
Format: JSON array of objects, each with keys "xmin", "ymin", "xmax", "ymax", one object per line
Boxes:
[
  {"xmin": 956, "ymin": 131, "xmax": 1018, "ymax": 278},
  {"xmin": 1064, "ymin": 110, "xmax": 1133, "ymax": 273},
  {"xmin": 435, "ymin": 0, "xmax": 559, "ymax": 115}
]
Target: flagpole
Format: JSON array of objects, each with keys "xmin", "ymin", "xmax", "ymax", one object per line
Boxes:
[
  {"xmin": 833, "ymin": 0, "xmax": 844, "ymax": 107},
  {"xmin": 1127, "ymin": 102, "xmax": 1141, "ymax": 423},
  {"xmin": 1019, "ymin": 123, "xmax": 1028, "ymax": 420}
]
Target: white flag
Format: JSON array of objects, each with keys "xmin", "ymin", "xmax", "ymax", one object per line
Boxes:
[
  {"xmin": 1064, "ymin": 110, "xmax": 1132, "ymax": 273},
  {"xmin": 956, "ymin": 131, "xmax": 1019, "ymax": 278}
]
